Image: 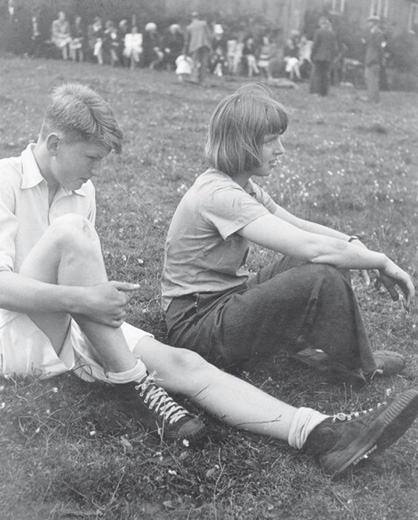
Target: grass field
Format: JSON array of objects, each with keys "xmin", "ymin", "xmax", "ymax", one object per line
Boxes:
[{"xmin": 0, "ymin": 54, "xmax": 418, "ymax": 520}]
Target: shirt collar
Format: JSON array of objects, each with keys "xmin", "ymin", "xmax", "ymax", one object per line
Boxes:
[
  {"xmin": 21, "ymin": 143, "xmax": 45, "ymax": 189},
  {"xmin": 20, "ymin": 143, "xmax": 87, "ymax": 197}
]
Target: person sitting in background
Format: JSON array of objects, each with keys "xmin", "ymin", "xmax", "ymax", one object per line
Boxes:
[
  {"xmin": 210, "ymin": 23, "xmax": 227, "ymax": 77},
  {"xmin": 298, "ymin": 35, "xmax": 313, "ymax": 80},
  {"xmin": 70, "ymin": 15, "xmax": 85, "ymax": 63},
  {"xmin": 87, "ymin": 16, "xmax": 103, "ymax": 65},
  {"xmin": 142, "ymin": 22, "xmax": 163, "ymax": 70},
  {"xmin": 243, "ymin": 36, "xmax": 260, "ymax": 78},
  {"xmin": 230, "ymin": 32, "xmax": 245, "ymax": 75},
  {"xmin": 284, "ymin": 37, "xmax": 301, "ymax": 81},
  {"xmin": 161, "ymin": 24, "xmax": 184, "ymax": 71},
  {"xmin": 51, "ymin": 11, "xmax": 72, "ymax": 60},
  {"xmin": 257, "ymin": 35, "xmax": 274, "ymax": 80},
  {"xmin": 103, "ymin": 20, "xmax": 120, "ymax": 67},
  {"xmin": 123, "ymin": 25, "xmax": 143, "ymax": 70},
  {"xmin": 117, "ymin": 19, "xmax": 130, "ymax": 65}
]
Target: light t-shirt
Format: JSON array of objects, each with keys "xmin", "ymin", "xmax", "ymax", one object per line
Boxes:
[{"xmin": 161, "ymin": 168, "xmax": 278, "ymax": 310}]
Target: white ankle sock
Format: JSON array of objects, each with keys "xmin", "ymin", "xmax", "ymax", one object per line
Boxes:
[
  {"xmin": 106, "ymin": 359, "xmax": 147, "ymax": 384},
  {"xmin": 288, "ymin": 407, "xmax": 329, "ymax": 449}
]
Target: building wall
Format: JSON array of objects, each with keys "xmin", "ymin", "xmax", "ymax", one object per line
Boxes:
[{"xmin": 164, "ymin": 0, "xmax": 415, "ymax": 35}]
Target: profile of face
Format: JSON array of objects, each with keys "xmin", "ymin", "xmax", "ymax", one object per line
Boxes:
[
  {"xmin": 47, "ymin": 135, "xmax": 110, "ymax": 191},
  {"xmin": 58, "ymin": 11, "xmax": 66, "ymax": 22},
  {"xmin": 248, "ymin": 134, "xmax": 285, "ymax": 178}
]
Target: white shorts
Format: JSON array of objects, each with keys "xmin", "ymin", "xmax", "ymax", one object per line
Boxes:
[{"xmin": 0, "ymin": 309, "xmax": 152, "ymax": 382}]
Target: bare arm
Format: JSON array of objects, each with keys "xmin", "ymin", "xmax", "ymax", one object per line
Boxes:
[
  {"xmin": 238, "ymin": 214, "xmax": 415, "ymax": 306},
  {"xmin": 273, "ymin": 205, "xmax": 351, "ymax": 240},
  {"xmin": 0, "ymin": 271, "xmax": 140, "ymax": 327}
]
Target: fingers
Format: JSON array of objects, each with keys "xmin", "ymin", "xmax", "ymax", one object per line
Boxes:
[
  {"xmin": 360, "ymin": 270, "xmax": 370, "ymax": 286},
  {"xmin": 378, "ymin": 272, "xmax": 399, "ymax": 301},
  {"xmin": 110, "ymin": 281, "xmax": 141, "ymax": 292}
]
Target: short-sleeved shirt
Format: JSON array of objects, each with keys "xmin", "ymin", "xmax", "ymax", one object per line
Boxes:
[{"xmin": 161, "ymin": 169, "xmax": 279, "ymax": 310}]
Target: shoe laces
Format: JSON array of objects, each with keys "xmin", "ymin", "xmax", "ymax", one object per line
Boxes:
[
  {"xmin": 330, "ymin": 401, "xmax": 386, "ymax": 423},
  {"xmin": 135, "ymin": 375, "xmax": 190, "ymax": 425}
]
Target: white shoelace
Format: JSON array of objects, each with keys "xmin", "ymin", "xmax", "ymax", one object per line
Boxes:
[
  {"xmin": 135, "ymin": 376, "xmax": 188, "ymax": 425},
  {"xmin": 331, "ymin": 402, "xmax": 386, "ymax": 422}
]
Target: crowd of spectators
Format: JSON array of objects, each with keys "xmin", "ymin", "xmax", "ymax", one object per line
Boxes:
[
  {"xmin": 1, "ymin": 7, "xmax": 327, "ymax": 83},
  {"xmin": 2, "ymin": 5, "xmax": 380, "ymax": 91}
]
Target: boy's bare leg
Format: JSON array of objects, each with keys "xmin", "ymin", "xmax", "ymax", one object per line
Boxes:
[
  {"xmin": 19, "ymin": 214, "xmax": 140, "ymax": 373},
  {"xmin": 133, "ymin": 336, "xmax": 297, "ymax": 441}
]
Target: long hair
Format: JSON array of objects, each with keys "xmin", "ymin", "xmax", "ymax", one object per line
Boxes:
[
  {"xmin": 205, "ymin": 83, "xmax": 288, "ymax": 177},
  {"xmin": 39, "ymin": 83, "xmax": 124, "ymax": 153}
]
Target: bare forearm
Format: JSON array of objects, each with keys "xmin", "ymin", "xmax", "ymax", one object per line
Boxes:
[
  {"xmin": 274, "ymin": 206, "xmax": 351, "ymax": 241},
  {"xmin": 309, "ymin": 238, "xmax": 388, "ymax": 270},
  {"xmin": 0, "ymin": 271, "xmax": 84, "ymax": 315}
]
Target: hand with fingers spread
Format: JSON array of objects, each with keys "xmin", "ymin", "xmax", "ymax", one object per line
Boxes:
[{"xmin": 79, "ymin": 281, "xmax": 140, "ymax": 327}]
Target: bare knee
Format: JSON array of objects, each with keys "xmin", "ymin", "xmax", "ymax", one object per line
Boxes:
[
  {"xmin": 169, "ymin": 348, "xmax": 209, "ymax": 375},
  {"xmin": 49, "ymin": 214, "xmax": 99, "ymax": 253}
]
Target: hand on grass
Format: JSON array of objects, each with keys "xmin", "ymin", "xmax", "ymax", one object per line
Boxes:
[{"xmin": 377, "ymin": 260, "xmax": 415, "ymax": 309}]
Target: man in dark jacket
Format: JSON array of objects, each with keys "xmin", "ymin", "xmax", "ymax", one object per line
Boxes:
[
  {"xmin": 184, "ymin": 11, "xmax": 212, "ymax": 84},
  {"xmin": 310, "ymin": 17, "xmax": 337, "ymax": 96},
  {"xmin": 364, "ymin": 15, "xmax": 384, "ymax": 102}
]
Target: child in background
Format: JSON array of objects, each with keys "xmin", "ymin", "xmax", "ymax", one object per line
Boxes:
[
  {"xmin": 175, "ymin": 54, "xmax": 193, "ymax": 82},
  {"xmin": 123, "ymin": 26, "xmax": 143, "ymax": 70}
]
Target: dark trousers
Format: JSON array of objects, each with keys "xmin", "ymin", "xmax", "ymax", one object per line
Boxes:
[
  {"xmin": 165, "ymin": 257, "xmax": 377, "ymax": 373},
  {"xmin": 310, "ymin": 60, "xmax": 332, "ymax": 96},
  {"xmin": 191, "ymin": 46, "xmax": 210, "ymax": 83}
]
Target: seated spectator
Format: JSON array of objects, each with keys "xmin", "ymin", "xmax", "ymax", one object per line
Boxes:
[
  {"xmin": 243, "ymin": 36, "xmax": 260, "ymax": 77},
  {"xmin": 103, "ymin": 20, "xmax": 120, "ymax": 67},
  {"xmin": 284, "ymin": 37, "xmax": 301, "ymax": 81},
  {"xmin": 161, "ymin": 24, "xmax": 185, "ymax": 71},
  {"xmin": 226, "ymin": 36, "xmax": 237, "ymax": 75},
  {"xmin": 257, "ymin": 35, "xmax": 273, "ymax": 80},
  {"xmin": 117, "ymin": 19, "xmax": 130, "ymax": 65},
  {"xmin": 70, "ymin": 15, "xmax": 85, "ymax": 63},
  {"xmin": 142, "ymin": 22, "xmax": 163, "ymax": 69},
  {"xmin": 123, "ymin": 25, "xmax": 143, "ymax": 70},
  {"xmin": 212, "ymin": 24, "xmax": 227, "ymax": 55},
  {"xmin": 298, "ymin": 35, "xmax": 313, "ymax": 80},
  {"xmin": 87, "ymin": 16, "xmax": 103, "ymax": 65},
  {"xmin": 51, "ymin": 11, "xmax": 72, "ymax": 60}
]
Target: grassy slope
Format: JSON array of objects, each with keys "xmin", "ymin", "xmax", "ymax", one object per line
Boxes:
[{"xmin": 0, "ymin": 55, "xmax": 418, "ymax": 520}]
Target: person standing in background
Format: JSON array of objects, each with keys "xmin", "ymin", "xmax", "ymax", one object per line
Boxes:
[
  {"xmin": 310, "ymin": 17, "xmax": 336, "ymax": 96},
  {"xmin": 184, "ymin": 11, "xmax": 212, "ymax": 84},
  {"xmin": 364, "ymin": 15, "xmax": 384, "ymax": 103}
]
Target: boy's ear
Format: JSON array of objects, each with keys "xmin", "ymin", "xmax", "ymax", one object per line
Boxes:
[{"xmin": 46, "ymin": 133, "xmax": 60, "ymax": 155}]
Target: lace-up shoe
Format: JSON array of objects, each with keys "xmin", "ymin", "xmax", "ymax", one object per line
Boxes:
[
  {"xmin": 304, "ymin": 389, "xmax": 418, "ymax": 476},
  {"xmin": 116, "ymin": 374, "xmax": 207, "ymax": 444}
]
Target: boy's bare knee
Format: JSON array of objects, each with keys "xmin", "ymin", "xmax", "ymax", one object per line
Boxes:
[{"xmin": 50, "ymin": 214, "xmax": 98, "ymax": 250}]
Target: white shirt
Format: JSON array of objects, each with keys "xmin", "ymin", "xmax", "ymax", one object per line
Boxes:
[{"xmin": 0, "ymin": 144, "xmax": 96, "ymax": 276}]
